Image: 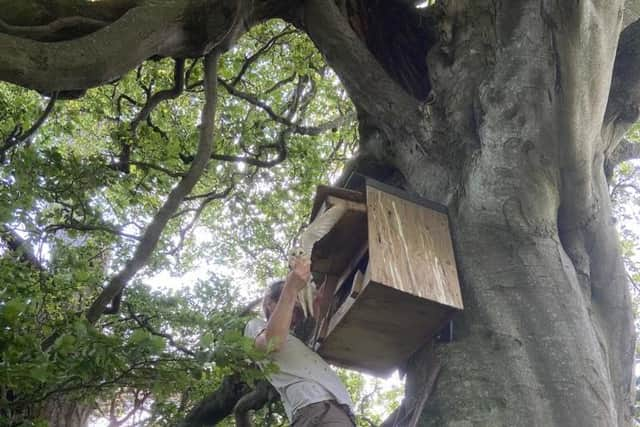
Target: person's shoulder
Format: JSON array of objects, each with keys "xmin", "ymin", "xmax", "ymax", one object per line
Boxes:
[{"xmin": 244, "ymin": 317, "xmax": 266, "ymax": 338}]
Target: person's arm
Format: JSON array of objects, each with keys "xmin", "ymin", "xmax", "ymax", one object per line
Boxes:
[{"xmin": 255, "ymin": 257, "xmax": 310, "ymax": 352}]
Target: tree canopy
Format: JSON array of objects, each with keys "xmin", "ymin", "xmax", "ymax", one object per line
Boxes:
[{"xmin": 0, "ymin": 16, "xmax": 370, "ymax": 426}]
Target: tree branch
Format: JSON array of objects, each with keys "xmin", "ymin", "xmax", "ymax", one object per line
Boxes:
[
  {"xmin": 231, "ymin": 28, "xmax": 298, "ymax": 86},
  {"xmin": 0, "ymin": 93, "xmax": 57, "ymax": 162},
  {"xmin": 170, "ymin": 183, "xmax": 235, "ymax": 255},
  {"xmin": 126, "ymin": 303, "xmax": 196, "ymax": 357},
  {"xmin": 0, "ymin": 16, "xmax": 109, "ymax": 42},
  {"xmin": 179, "ymin": 375, "xmax": 251, "ymax": 427},
  {"xmin": 218, "ymin": 77, "xmax": 355, "ymax": 135},
  {"xmin": 0, "ymin": 5, "xmax": 189, "ymax": 93},
  {"xmin": 0, "ymin": 224, "xmax": 45, "ymax": 271},
  {"xmin": 301, "ymin": 0, "xmax": 419, "ymax": 126},
  {"xmin": 233, "ymin": 381, "xmax": 277, "ymax": 427},
  {"xmin": 181, "ymin": 127, "xmax": 290, "ymax": 168},
  {"xmin": 44, "ymin": 221, "xmax": 141, "ymax": 242},
  {"xmin": 610, "ymin": 137, "xmax": 640, "ymax": 166},
  {"xmin": 131, "ymin": 58, "xmax": 185, "ymax": 132},
  {"xmin": 85, "ymin": 50, "xmax": 221, "ymax": 324},
  {"xmin": 0, "ymin": 0, "xmax": 139, "ymax": 27}
]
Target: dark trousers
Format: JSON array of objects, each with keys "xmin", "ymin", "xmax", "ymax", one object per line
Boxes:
[{"xmin": 291, "ymin": 400, "xmax": 356, "ymax": 427}]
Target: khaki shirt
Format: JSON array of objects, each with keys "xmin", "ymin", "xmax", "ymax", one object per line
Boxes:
[{"xmin": 245, "ymin": 318, "xmax": 354, "ymax": 421}]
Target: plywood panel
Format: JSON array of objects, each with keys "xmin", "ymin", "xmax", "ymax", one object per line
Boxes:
[
  {"xmin": 366, "ymin": 185, "xmax": 463, "ymax": 309},
  {"xmin": 318, "ymin": 282, "xmax": 452, "ymax": 376}
]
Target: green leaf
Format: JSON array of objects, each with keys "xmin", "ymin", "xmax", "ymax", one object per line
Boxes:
[
  {"xmin": 128, "ymin": 329, "xmax": 149, "ymax": 345},
  {"xmin": 29, "ymin": 364, "xmax": 49, "ymax": 383},
  {"xmin": 2, "ymin": 299, "xmax": 26, "ymax": 322}
]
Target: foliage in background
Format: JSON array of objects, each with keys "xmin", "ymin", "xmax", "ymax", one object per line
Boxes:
[
  {"xmin": 0, "ymin": 19, "xmax": 402, "ymax": 426},
  {"xmin": 610, "ymin": 122, "xmax": 640, "ymax": 422}
]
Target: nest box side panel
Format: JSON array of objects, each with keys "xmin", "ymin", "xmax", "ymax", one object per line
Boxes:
[{"xmin": 366, "ymin": 185, "xmax": 463, "ymax": 309}]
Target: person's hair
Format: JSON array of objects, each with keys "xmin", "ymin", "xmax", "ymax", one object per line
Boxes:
[{"xmin": 262, "ymin": 279, "xmax": 285, "ymax": 318}]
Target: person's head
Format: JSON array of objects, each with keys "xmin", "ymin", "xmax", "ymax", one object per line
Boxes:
[
  {"xmin": 262, "ymin": 279, "xmax": 285, "ymax": 319},
  {"xmin": 262, "ymin": 279, "xmax": 304, "ymax": 328}
]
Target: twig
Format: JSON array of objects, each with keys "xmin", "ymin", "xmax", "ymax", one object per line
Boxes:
[
  {"xmin": 170, "ymin": 183, "xmax": 235, "ymax": 255},
  {"xmin": 127, "ymin": 161, "xmax": 185, "ymax": 178},
  {"xmin": 126, "ymin": 303, "xmax": 196, "ymax": 357}
]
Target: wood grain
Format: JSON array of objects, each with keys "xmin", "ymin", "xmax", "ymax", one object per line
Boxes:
[
  {"xmin": 366, "ymin": 186, "xmax": 463, "ymax": 309},
  {"xmin": 319, "ymin": 282, "xmax": 453, "ymax": 376}
]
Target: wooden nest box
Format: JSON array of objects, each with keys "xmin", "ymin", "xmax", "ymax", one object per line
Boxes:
[{"xmin": 310, "ymin": 179, "xmax": 463, "ymax": 377}]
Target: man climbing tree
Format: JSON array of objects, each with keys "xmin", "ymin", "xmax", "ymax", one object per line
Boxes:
[
  {"xmin": 1, "ymin": 0, "xmax": 640, "ymax": 426},
  {"xmin": 245, "ymin": 257, "xmax": 355, "ymax": 426}
]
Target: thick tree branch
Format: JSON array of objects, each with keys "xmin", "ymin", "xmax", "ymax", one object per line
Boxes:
[
  {"xmin": 0, "ymin": 93, "xmax": 57, "ymax": 162},
  {"xmin": 180, "ymin": 377, "xmax": 277, "ymax": 427},
  {"xmin": 233, "ymin": 381, "xmax": 277, "ymax": 427},
  {"xmin": 179, "ymin": 375, "xmax": 251, "ymax": 427},
  {"xmin": 0, "ymin": 0, "xmax": 140, "ymax": 27},
  {"xmin": 301, "ymin": 0, "xmax": 419, "ymax": 126},
  {"xmin": 0, "ymin": 5, "xmax": 189, "ymax": 93},
  {"xmin": 85, "ymin": 51, "xmax": 221, "ymax": 324},
  {"xmin": 0, "ymin": 16, "xmax": 109, "ymax": 41},
  {"xmin": 0, "ymin": 0, "xmax": 251, "ymax": 94}
]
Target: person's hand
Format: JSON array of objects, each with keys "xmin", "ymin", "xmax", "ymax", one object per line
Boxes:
[{"xmin": 287, "ymin": 256, "xmax": 311, "ymax": 291}]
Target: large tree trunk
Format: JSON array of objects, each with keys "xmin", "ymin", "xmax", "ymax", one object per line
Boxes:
[
  {"xmin": 304, "ymin": 0, "xmax": 636, "ymax": 426},
  {"xmin": 32, "ymin": 396, "xmax": 92, "ymax": 427}
]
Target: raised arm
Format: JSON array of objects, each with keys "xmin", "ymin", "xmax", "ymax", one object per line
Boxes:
[{"xmin": 255, "ymin": 257, "xmax": 310, "ymax": 352}]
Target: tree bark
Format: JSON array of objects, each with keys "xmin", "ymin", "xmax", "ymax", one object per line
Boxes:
[{"xmin": 32, "ymin": 396, "xmax": 93, "ymax": 427}]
